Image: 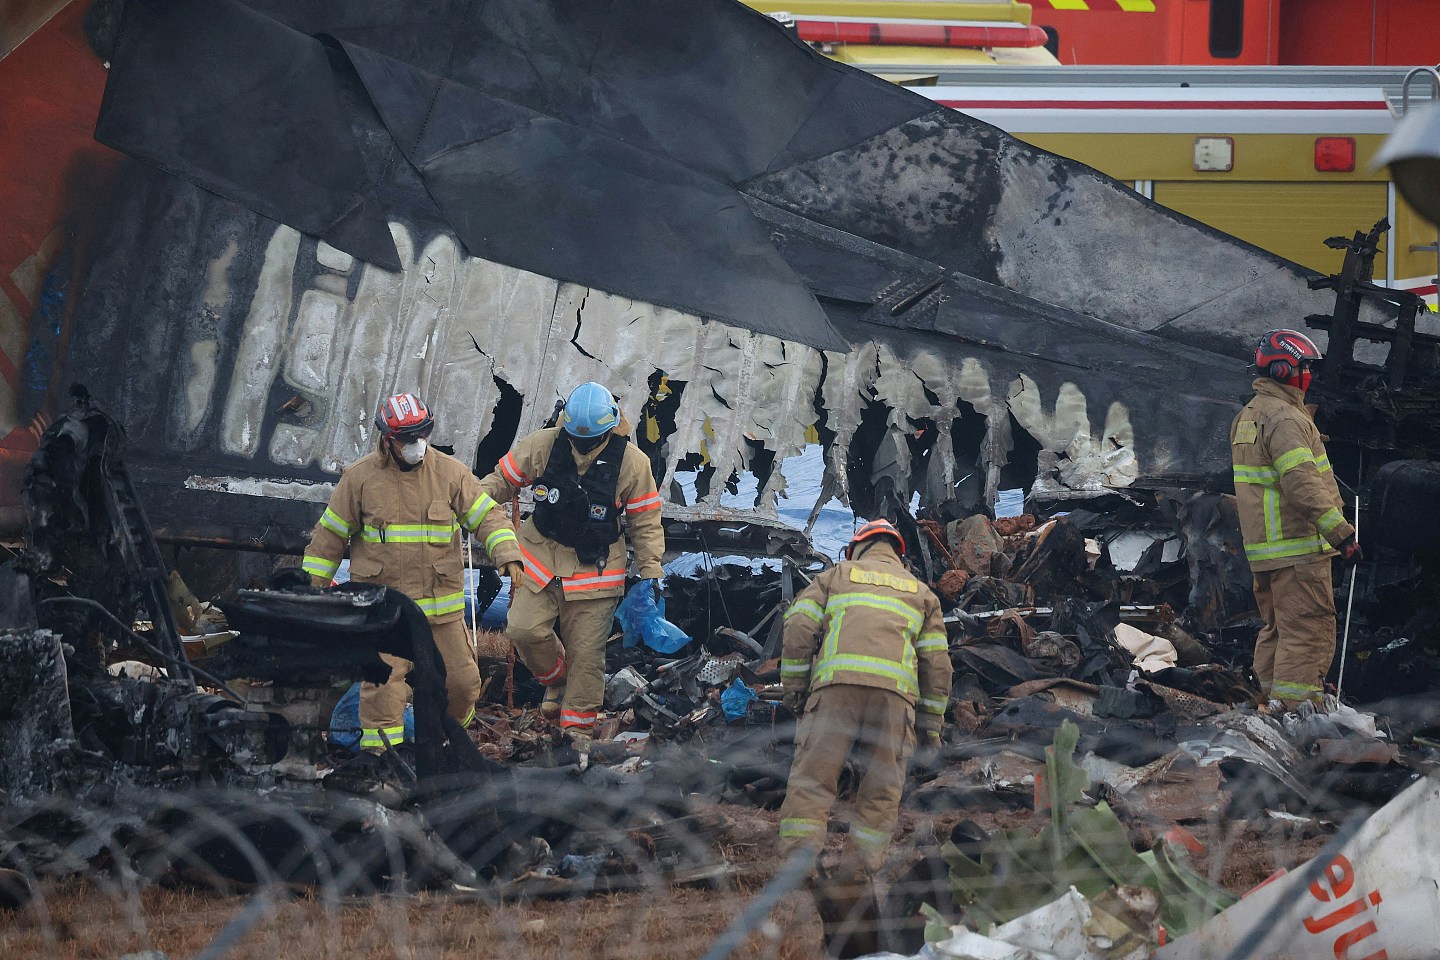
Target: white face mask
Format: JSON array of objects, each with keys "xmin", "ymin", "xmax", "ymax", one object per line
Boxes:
[{"xmin": 398, "ymin": 438, "xmax": 427, "ymax": 465}]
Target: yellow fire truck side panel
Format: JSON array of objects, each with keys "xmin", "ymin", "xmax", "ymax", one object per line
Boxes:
[
  {"xmin": 1152, "ymin": 181, "xmax": 1388, "ymax": 277},
  {"xmin": 744, "ymin": 1, "xmax": 1033, "ymax": 23},
  {"xmin": 1017, "ymin": 131, "xmax": 1433, "ymax": 286},
  {"xmin": 828, "ymin": 47, "xmax": 999, "ymax": 67},
  {"xmin": 1016, "ymin": 133, "xmax": 1391, "ymax": 184}
]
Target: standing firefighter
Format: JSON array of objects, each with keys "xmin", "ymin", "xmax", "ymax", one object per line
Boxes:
[
  {"xmin": 480, "ymin": 382, "xmax": 664, "ymax": 743},
  {"xmin": 777, "ymin": 519, "xmax": 952, "ymax": 878},
  {"xmin": 1231, "ymin": 330, "xmax": 1361, "ymax": 708},
  {"xmin": 302, "ymin": 393, "xmax": 521, "ymax": 753}
]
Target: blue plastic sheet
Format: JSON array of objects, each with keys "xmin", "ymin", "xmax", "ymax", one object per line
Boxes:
[
  {"xmin": 617, "ymin": 579, "xmax": 692, "ymax": 654},
  {"xmin": 329, "ymin": 681, "xmax": 413, "ymax": 752},
  {"xmin": 721, "ymin": 679, "xmax": 758, "ymax": 722},
  {"xmin": 474, "ymin": 576, "xmax": 509, "ymax": 629}
]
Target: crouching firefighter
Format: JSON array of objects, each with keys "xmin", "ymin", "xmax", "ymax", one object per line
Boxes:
[
  {"xmin": 302, "ymin": 393, "xmax": 522, "ymax": 754},
  {"xmin": 777, "ymin": 519, "xmax": 952, "ymax": 880},
  {"xmin": 480, "ymin": 382, "xmax": 665, "ymax": 745},
  {"xmin": 1232, "ymin": 329, "xmax": 1361, "ymax": 709}
]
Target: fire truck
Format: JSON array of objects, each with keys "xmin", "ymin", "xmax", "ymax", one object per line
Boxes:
[{"xmin": 745, "ymin": 1, "xmax": 1440, "ymax": 306}]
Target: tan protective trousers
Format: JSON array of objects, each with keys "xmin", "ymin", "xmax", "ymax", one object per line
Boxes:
[
  {"xmin": 1252, "ymin": 558, "xmax": 1336, "ymax": 706},
  {"xmin": 506, "ymin": 581, "xmax": 619, "ymax": 732},
  {"xmin": 778, "ymin": 684, "xmax": 916, "ymax": 875},
  {"xmin": 358, "ymin": 618, "xmax": 478, "ymax": 751}
]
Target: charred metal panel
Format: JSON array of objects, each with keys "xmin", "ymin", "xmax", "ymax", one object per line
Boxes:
[
  {"xmin": 91, "ymin": 0, "xmax": 1392, "ymax": 361},
  {"xmin": 22, "ymin": 387, "xmax": 190, "ymax": 675},
  {"xmin": 746, "ymin": 111, "xmax": 1400, "ymax": 358},
  {"xmin": 9, "ymin": 0, "xmax": 1409, "ymax": 549},
  {"xmin": 0, "ymin": 629, "xmax": 73, "ymax": 802},
  {"xmin": 51, "ymin": 163, "xmax": 1253, "ymax": 551}
]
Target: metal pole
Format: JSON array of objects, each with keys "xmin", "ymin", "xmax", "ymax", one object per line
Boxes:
[
  {"xmin": 1336, "ymin": 452, "xmax": 1363, "ymax": 701},
  {"xmin": 465, "ymin": 531, "xmax": 478, "ymax": 656},
  {"xmin": 506, "ymin": 492, "xmax": 520, "ymax": 712}
]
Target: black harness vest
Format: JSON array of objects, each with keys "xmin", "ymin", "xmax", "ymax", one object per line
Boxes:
[{"xmin": 531, "ymin": 435, "xmax": 623, "ymax": 566}]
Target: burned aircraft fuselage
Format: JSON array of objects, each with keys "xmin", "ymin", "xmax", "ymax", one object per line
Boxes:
[{"xmin": 2, "ymin": 0, "xmax": 1412, "ymax": 554}]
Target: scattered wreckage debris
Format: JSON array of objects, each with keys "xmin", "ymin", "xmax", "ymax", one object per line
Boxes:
[
  {"xmin": 871, "ymin": 725, "xmax": 1439, "ymax": 960},
  {"xmin": 1156, "ymin": 773, "xmax": 1440, "ymax": 960},
  {"xmin": 3, "ymin": 391, "xmax": 738, "ymax": 909},
  {"xmin": 6, "ymin": 388, "xmax": 1440, "ymax": 960},
  {"xmin": 936, "ymin": 722, "xmax": 1237, "ymax": 939}
]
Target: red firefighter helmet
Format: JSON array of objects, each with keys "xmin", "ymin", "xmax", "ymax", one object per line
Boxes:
[
  {"xmin": 1255, "ymin": 329, "xmax": 1321, "ymax": 387},
  {"xmin": 375, "ymin": 393, "xmax": 434, "ymax": 439},
  {"xmin": 844, "ymin": 519, "xmax": 906, "ymax": 560}
]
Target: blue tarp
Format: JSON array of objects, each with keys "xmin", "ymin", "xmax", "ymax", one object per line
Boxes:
[
  {"xmin": 721, "ymin": 678, "xmax": 758, "ymax": 722},
  {"xmin": 617, "ymin": 580, "xmax": 692, "ymax": 654}
]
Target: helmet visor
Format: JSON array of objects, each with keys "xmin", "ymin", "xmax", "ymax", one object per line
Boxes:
[{"xmin": 385, "ymin": 419, "xmax": 434, "ymax": 440}]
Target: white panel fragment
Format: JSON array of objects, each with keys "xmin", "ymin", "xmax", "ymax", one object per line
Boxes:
[
  {"xmin": 221, "ymin": 225, "xmax": 300, "ymax": 457},
  {"xmin": 213, "ymin": 219, "xmax": 1155, "ymax": 525},
  {"xmin": 270, "ymin": 423, "xmax": 323, "ymax": 467},
  {"xmin": 183, "ymin": 340, "xmax": 218, "ymax": 433},
  {"xmin": 315, "ymin": 242, "xmax": 354, "ymax": 273},
  {"xmin": 287, "ymin": 291, "xmax": 341, "ymax": 394},
  {"xmin": 186, "ymin": 474, "xmax": 335, "ymax": 502}
]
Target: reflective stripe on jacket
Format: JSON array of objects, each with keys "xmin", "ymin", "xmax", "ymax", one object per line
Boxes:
[
  {"xmin": 302, "ymin": 446, "xmax": 521, "ymax": 622},
  {"xmin": 480, "ymin": 427, "xmax": 665, "ymax": 598},
  {"xmin": 1230, "ymin": 378, "xmax": 1354, "ymax": 572},
  {"xmin": 780, "ymin": 541, "xmax": 951, "ymax": 714}
]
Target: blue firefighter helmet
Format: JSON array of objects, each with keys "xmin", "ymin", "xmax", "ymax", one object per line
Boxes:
[{"xmin": 560, "ymin": 382, "xmax": 620, "ymax": 438}]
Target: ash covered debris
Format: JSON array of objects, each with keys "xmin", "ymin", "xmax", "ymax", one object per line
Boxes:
[
  {"xmin": 4, "ymin": 389, "xmax": 1440, "ymax": 960},
  {"xmin": 2, "ymin": 390, "xmax": 736, "ymax": 906}
]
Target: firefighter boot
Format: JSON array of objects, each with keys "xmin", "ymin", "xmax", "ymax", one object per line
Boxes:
[
  {"xmin": 810, "ymin": 869, "xmax": 883, "ymax": 959},
  {"xmin": 540, "ymin": 683, "xmax": 565, "ymax": 721}
]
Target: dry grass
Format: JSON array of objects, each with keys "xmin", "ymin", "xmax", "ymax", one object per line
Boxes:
[
  {"xmin": 0, "ymin": 805, "xmax": 824, "ymax": 960},
  {"xmin": 0, "ymin": 871, "xmax": 824, "ymax": 960},
  {"xmin": 473, "ymin": 628, "xmax": 511, "ymax": 660},
  {"xmin": 0, "ymin": 780, "xmax": 1331, "ymax": 959}
]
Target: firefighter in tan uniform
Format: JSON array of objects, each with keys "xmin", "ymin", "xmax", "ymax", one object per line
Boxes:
[
  {"xmin": 480, "ymin": 382, "xmax": 665, "ymax": 740},
  {"xmin": 302, "ymin": 393, "xmax": 522, "ymax": 752},
  {"xmin": 777, "ymin": 519, "xmax": 952, "ymax": 877},
  {"xmin": 1231, "ymin": 330, "xmax": 1361, "ymax": 708}
]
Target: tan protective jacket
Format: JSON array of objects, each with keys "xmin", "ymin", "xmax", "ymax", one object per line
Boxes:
[
  {"xmin": 302, "ymin": 447, "xmax": 521, "ymax": 622},
  {"xmin": 1231, "ymin": 378, "xmax": 1354, "ymax": 572},
  {"xmin": 480, "ymin": 428, "xmax": 665, "ymax": 599},
  {"xmin": 780, "ymin": 541, "xmax": 952, "ymax": 722}
]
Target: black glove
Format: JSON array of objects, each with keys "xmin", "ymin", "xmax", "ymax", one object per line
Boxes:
[
  {"xmin": 1337, "ymin": 535, "xmax": 1363, "ymax": 567},
  {"xmin": 782, "ymin": 691, "xmax": 807, "ymax": 716}
]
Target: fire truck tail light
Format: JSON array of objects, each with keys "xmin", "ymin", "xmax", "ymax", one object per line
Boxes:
[{"xmin": 1315, "ymin": 137, "xmax": 1356, "ymax": 172}]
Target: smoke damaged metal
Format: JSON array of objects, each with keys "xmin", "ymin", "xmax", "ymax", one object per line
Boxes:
[
  {"xmin": 8, "ymin": 391, "xmax": 495, "ymax": 800},
  {"xmin": 1370, "ymin": 460, "xmax": 1440, "ymax": 556},
  {"xmin": 1305, "ymin": 219, "xmax": 1440, "ymax": 460},
  {"xmin": 0, "ymin": 629, "xmax": 74, "ymax": 803},
  {"xmin": 22, "ymin": 385, "xmax": 191, "ymax": 681},
  {"xmin": 46, "ymin": 0, "xmax": 1418, "ymax": 553},
  {"xmin": 0, "ymin": 394, "xmax": 746, "ymax": 901}
]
